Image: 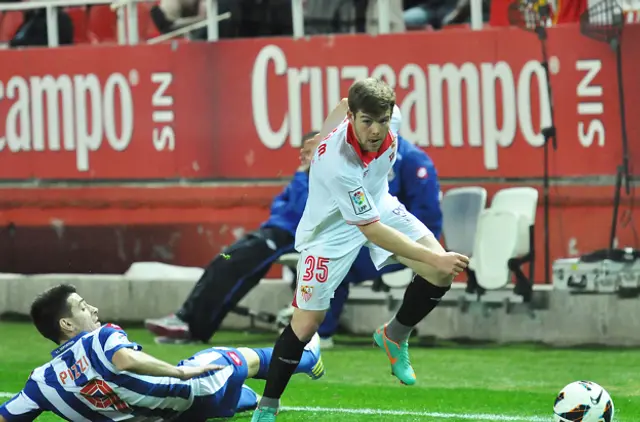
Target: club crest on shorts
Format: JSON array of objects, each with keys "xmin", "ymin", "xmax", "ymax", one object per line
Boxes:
[
  {"xmin": 348, "ymin": 186, "xmax": 372, "ymax": 215},
  {"xmin": 300, "ymin": 285, "xmax": 313, "ymax": 302}
]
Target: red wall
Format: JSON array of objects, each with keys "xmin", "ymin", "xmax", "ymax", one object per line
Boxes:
[{"xmin": 0, "ymin": 184, "xmax": 636, "ymax": 283}]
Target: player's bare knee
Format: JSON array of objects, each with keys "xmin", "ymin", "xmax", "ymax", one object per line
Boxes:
[
  {"xmin": 416, "ymin": 269, "xmax": 453, "ymax": 287},
  {"xmin": 290, "ymin": 319, "xmax": 320, "ymax": 342},
  {"xmin": 434, "ymin": 272, "xmax": 454, "ymax": 287},
  {"xmin": 290, "ymin": 309, "xmax": 325, "ymax": 342}
]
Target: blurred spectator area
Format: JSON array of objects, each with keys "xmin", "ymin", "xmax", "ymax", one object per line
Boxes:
[
  {"xmin": 0, "ymin": 0, "xmax": 158, "ymax": 46},
  {"xmin": 0, "ymin": 0, "xmax": 637, "ymax": 47}
]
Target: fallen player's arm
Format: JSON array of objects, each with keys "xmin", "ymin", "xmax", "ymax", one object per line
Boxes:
[
  {"xmin": 358, "ymin": 221, "xmax": 442, "ymax": 266},
  {"xmin": 112, "ymin": 348, "xmax": 186, "ymax": 377},
  {"xmin": 112, "ymin": 348, "xmax": 223, "ymax": 380},
  {"xmin": 300, "ymin": 99, "xmax": 349, "ymax": 164},
  {"xmin": 318, "ymin": 98, "xmax": 349, "ymax": 138},
  {"xmin": 300, "ymin": 99, "xmax": 349, "ymax": 163}
]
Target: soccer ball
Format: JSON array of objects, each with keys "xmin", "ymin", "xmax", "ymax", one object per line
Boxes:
[{"xmin": 553, "ymin": 381, "xmax": 614, "ymax": 422}]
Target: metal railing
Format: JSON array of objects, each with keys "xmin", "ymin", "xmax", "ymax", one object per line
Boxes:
[
  {"xmin": 0, "ymin": 0, "xmax": 485, "ymax": 48},
  {"xmin": 0, "ymin": 0, "xmax": 227, "ymax": 46}
]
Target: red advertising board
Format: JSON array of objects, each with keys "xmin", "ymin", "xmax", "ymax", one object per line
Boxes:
[
  {"xmin": 0, "ymin": 183, "xmax": 638, "ymax": 280},
  {"xmin": 0, "ymin": 24, "xmax": 638, "ymax": 180}
]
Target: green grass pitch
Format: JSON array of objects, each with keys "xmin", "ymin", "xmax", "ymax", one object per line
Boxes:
[{"xmin": 1, "ymin": 322, "xmax": 638, "ymax": 421}]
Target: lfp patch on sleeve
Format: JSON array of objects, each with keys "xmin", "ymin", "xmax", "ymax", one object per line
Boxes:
[{"xmin": 349, "ymin": 187, "xmax": 372, "ymax": 215}]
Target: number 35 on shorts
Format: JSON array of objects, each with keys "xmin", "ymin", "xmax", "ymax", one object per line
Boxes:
[{"xmin": 302, "ymin": 256, "xmax": 330, "ymax": 283}]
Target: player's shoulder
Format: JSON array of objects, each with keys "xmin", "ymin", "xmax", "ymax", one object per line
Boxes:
[
  {"xmin": 97, "ymin": 323, "xmax": 128, "ymax": 339},
  {"xmin": 314, "ymin": 122, "xmax": 359, "ymax": 172},
  {"xmin": 323, "ymin": 118, "xmax": 349, "ymax": 142},
  {"xmin": 28, "ymin": 360, "xmax": 53, "ymax": 384},
  {"xmin": 30, "ymin": 362, "xmax": 49, "ymax": 378},
  {"xmin": 395, "ymin": 139, "xmax": 435, "ymax": 181},
  {"xmin": 398, "ymin": 137, "xmax": 430, "ymax": 163}
]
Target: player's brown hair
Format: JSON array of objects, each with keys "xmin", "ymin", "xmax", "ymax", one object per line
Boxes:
[
  {"xmin": 30, "ymin": 284, "xmax": 76, "ymax": 344},
  {"xmin": 347, "ymin": 78, "xmax": 396, "ymax": 118}
]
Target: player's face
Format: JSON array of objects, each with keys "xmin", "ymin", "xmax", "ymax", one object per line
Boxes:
[
  {"xmin": 349, "ymin": 109, "xmax": 392, "ymax": 152},
  {"xmin": 60, "ymin": 293, "xmax": 101, "ymax": 337}
]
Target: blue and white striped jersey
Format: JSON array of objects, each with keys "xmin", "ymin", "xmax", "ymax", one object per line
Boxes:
[{"xmin": 0, "ymin": 324, "xmax": 235, "ymax": 421}]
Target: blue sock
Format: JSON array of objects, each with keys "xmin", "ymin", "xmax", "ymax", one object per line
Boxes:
[{"xmin": 253, "ymin": 347, "xmax": 317, "ymax": 380}]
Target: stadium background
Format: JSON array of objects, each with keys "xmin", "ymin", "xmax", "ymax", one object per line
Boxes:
[
  {"xmin": 0, "ymin": 25, "xmax": 638, "ymax": 279},
  {"xmin": 1, "ymin": 0, "xmax": 640, "ymax": 420}
]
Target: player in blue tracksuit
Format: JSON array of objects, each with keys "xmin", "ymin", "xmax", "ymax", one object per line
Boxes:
[
  {"xmin": 146, "ymin": 133, "xmax": 441, "ymax": 345},
  {"xmin": 317, "ymin": 135, "xmax": 443, "ymax": 341},
  {"xmin": 145, "ymin": 132, "xmax": 317, "ymax": 343}
]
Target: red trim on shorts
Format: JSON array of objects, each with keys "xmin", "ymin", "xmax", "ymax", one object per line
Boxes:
[
  {"xmin": 347, "ymin": 217, "xmax": 380, "ymax": 226},
  {"xmin": 291, "ymin": 291, "xmax": 299, "ymax": 308}
]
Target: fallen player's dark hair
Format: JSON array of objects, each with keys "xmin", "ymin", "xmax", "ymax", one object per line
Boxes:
[
  {"xmin": 348, "ymin": 78, "xmax": 396, "ymax": 118},
  {"xmin": 30, "ymin": 284, "xmax": 77, "ymax": 344}
]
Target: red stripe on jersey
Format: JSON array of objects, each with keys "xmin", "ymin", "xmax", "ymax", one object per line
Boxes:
[{"xmin": 346, "ymin": 217, "xmax": 381, "ymax": 226}]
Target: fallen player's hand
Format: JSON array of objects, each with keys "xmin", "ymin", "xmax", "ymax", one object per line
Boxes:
[
  {"xmin": 299, "ymin": 134, "xmax": 321, "ymax": 170},
  {"xmin": 435, "ymin": 252, "xmax": 469, "ymax": 276},
  {"xmin": 177, "ymin": 364, "xmax": 226, "ymax": 380}
]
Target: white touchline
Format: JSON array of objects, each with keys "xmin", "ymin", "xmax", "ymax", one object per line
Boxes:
[
  {"xmin": 1, "ymin": 392, "xmax": 550, "ymax": 421},
  {"xmin": 281, "ymin": 406, "xmax": 549, "ymax": 421}
]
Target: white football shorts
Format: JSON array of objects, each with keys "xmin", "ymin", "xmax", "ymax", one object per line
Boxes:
[{"xmin": 293, "ymin": 195, "xmax": 434, "ymax": 311}]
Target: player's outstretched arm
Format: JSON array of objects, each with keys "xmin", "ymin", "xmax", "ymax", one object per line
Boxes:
[
  {"xmin": 319, "ymin": 98, "xmax": 349, "ymax": 139},
  {"xmin": 358, "ymin": 221, "xmax": 468, "ymax": 275},
  {"xmin": 0, "ymin": 386, "xmax": 42, "ymax": 422},
  {"xmin": 300, "ymin": 98, "xmax": 349, "ymax": 164},
  {"xmin": 111, "ymin": 348, "xmax": 224, "ymax": 380}
]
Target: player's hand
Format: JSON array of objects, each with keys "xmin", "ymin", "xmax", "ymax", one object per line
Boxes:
[
  {"xmin": 434, "ymin": 252, "xmax": 469, "ymax": 276},
  {"xmin": 299, "ymin": 134, "xmax": 321, "ymax": 170},
  {"xmin": 177, "ymin": 364, "xmax": 226, "ymax": 380}
]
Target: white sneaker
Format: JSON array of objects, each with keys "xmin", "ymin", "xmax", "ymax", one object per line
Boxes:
[
  {"xmin": 305, "ymin": 333, "xmax": 321, "ymax": 353},
  {"xmin": 319, "ymin": 337, "xmax": 335, "ymax": 349},
  {"xmin": 145, "ymin": 314, "xmax": 190, "ymax": 339},
  {"xmin": 304, "ymin": 333, "xmax": 325, "ymax": 380},
  {"xmin": 275, "ymin": 305, "xmax": 295, "ymax": 329}
]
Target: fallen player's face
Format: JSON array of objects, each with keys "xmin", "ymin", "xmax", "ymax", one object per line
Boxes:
[
  {"xmin": 65, "ymin": 293, "xmax": 102, "ymax": 333},
  {"xmin": 352, "ymin": 110, "xmax": 392, "ymax": 152}
]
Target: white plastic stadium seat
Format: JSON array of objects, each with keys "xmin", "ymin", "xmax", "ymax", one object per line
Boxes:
[
  {"xmin": 277, "ymin": 253, "xmax": 301, "ymax": 269},
  {"xmin": 381, "ymin": 267, "xmax": 413, "ymax": 288},
  {"xmin": 471, "ymin": 210, "xmax": 520, "ymax": 289},
  {"xmin": 489, "ymin": 187, "xmax": 538, "ymax": 257},
  {"xmin": 472, "ymin": 187, "xmax": 539, "ymax": 291},
  {"xmin": 441, "ymin": 187, "xmax": 487, "ymax": 257},
  {"xmin": 124, "ymin": 262, "xmax": 204, "ymax": 280}
]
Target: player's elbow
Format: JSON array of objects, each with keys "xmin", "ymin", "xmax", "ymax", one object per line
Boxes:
[
  {"xmin": 111, "ymin": 348, "xmax": 137, "ymax": 372},
  {"xmin": 357, "ymin": 220, "xmax": 381, "ymax": 241}
]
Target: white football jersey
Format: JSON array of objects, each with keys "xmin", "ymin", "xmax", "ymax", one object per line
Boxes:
[{"xmin": 295, "ymin": 106, "xmax": 401, "ymax": 257}]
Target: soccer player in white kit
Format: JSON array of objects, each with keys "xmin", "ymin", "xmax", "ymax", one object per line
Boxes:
[{"xmin": 251, "ymin": 78, "xmax": 469, "ymax": 422}]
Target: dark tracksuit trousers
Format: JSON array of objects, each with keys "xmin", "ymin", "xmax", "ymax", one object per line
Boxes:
[{"xmin": 176, "ymin": 226, "xmax": 294, "ymax": 342}]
